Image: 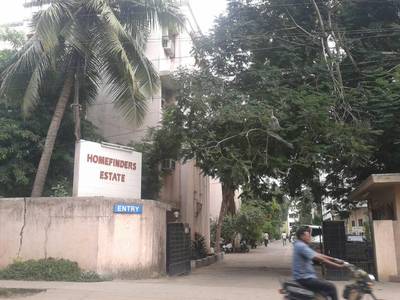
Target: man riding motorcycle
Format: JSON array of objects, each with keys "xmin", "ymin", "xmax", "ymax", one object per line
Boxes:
[{"xmin": 293, "ymin": 226, "xmax": 344, "ymax": 300}]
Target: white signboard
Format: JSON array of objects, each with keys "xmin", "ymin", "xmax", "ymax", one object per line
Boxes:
[{"xmin": 73, "ymin": 140, "xmax": 141, "ymax": 198}]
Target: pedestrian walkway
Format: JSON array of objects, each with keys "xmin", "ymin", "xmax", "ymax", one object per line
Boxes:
[
  {"xmin": 186, "ymin": 239, "xmax": 292, "ymax": 290},
  {"xmin": 0, "ymin": 241, "xmax": 399, "ymax": 299}
]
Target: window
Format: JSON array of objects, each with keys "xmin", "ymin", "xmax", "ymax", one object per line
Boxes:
[
  {"xmin": 162, "ymin": 36, "xmax": 169, "ymax": 48},
  {"xmin": 311, "ymin": 228, "xmax": 322, "ymax": 237},
  {"xmin": 161, "ymin": 28, "xmax": 177, "ymax": 58},
  {"xmin": 161, "ymin": 85, "xmax": 175, "ymax": 109},
  {"xmin": 358, "ymin": 219, "xmax": 363, "ymax": 226},
  {"xmin": 351, "ymin": 220, "xmax": 356, "ymax": 227}
]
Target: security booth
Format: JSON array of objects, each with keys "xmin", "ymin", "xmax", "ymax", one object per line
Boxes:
[{"xmin": 350, "ymin": 173, "xmax": 400, "ymax": 282}]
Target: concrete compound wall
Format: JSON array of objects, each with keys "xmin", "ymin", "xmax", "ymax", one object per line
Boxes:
[
  {"xmin": 373, "ymin": 220, "xmax": 399, "ymax": 281},
  {"xmin": 0, "ymin": 197, "xmax": 169, "ymax": 278},
  {"xmin": 392, "ymin": 221, "xmax": 400, "ymax": 281}
]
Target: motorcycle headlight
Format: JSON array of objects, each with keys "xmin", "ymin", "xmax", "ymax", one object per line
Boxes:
[{"xmin": 368, "ymin": 274, "xmax": 376, "ymax": 281}]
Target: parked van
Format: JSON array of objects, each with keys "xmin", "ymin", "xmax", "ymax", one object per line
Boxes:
[
  {"xmin": 290, "ymin": 225, "xmax": 323, "ymax": 252},
  {"xmin": 306, "ymin": 225, "xmax": 323, "ymax": 253}
]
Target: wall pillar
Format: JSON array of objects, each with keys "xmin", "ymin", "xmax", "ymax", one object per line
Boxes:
[
  {"xmin": 373, "ymin": 220, "xmax": 398, "ymax": 281},
  {"xmin": 394, "ymin": 186, "xmax": 400, "ymax": 220}
]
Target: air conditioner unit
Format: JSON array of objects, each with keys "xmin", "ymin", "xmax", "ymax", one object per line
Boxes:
[
  {"xmin": 162, "ymin": 36, "xmax": 175, "ymax": 58},
  {"xmin": 162, "ymin": 159, "xmax": 176, "ymax": 171},
  {"xmin": 162, "ymin": 36, "xmax": 169, "ymax": 47}
]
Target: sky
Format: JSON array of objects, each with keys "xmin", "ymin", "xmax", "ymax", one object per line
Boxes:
[
  {"xmin": 0, "ymin": 0, "xmax": 33, "ymax": 26},
  {"xmin": 0, "ymin": 0, "xmax": 227, "ymax": 33},
  {"xmin": 189, "ymin": 0, "xmax": 227, "ymax": 32}
]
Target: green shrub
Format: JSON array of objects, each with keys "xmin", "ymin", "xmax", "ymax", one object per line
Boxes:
[
  {"xmin": 210, "ymin": 220, "xmax": 217, "ymax": 248},
  {"xmin": 221, "ymin": 215, "xmax": 237, "ymax": 242},
  {"xmin": 210, "ymin": 215, "xmax": 239, "ymax": 247},
  {"xmin": 49, "ymin": 177, "xmax": 70, "ymax": 197},
  {"xmin": 0, "ymin": 258, "xmax": 102, "ymax": 282},
  {"xmin": 191, "ymin": 233, "xmax": 208, "ymax": 260},
  {"xmin": 0, "ymin": 288, "xmax": 46, "ymax": 297},
  {"xmin": 235, "ymin": 204, "xmax": 265, "ymax": 243}
]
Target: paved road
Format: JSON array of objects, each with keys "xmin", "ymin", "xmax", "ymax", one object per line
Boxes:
[{"xmin": 0, "ymin": 241, "xmax": 399, "ymax": 299}]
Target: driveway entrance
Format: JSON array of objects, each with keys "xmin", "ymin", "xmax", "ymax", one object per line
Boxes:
[{"xmin": 1, "ymin": 241, "xmax": 399, "ymax": 299}]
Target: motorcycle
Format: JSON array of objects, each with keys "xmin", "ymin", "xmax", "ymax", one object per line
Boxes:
[
  {"xmin": 221, "ymin": 242, "xmax": 233, "ymax": 253},
  {"xmin": 239, "ymin": 240, "xmax": 250, "ymax": 253},
  {"xmin": 280, "ymin": 261, "xmax": 377, "ymax": 300},
  {"xmin": 342, "ymin": 262, "xmax": 377, "ymax": 300}
]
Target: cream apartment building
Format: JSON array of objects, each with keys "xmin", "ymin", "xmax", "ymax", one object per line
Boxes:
[{"xmin": 87, "ymin": 1, "xmax": 215, "ymax": 248}]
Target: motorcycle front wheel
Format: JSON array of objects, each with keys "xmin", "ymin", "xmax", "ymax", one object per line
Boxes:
[
  {"xmin": 347, "ymin": 289, "xmax": 378, "ymax": 300},
  {"xmin": 314, "ymin": 293, "xmax": 326, "ymax": 300}
]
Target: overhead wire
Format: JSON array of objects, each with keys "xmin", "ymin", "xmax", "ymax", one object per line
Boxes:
[
  {"xmin": 2, "ymin": 2, "xmax": 400, "ymax": 95},
  {"xmin": 8, "ymin": 27, "xmax": 400, "ymax": 44},
  {"xmin": 3, "ymin": 27, "xmax": 400, "ymax": 77},
  {"xmin": 2, "ymin": 1, "xmax": 396, "ymax": 134},
  {"xmin": 3, "ymin": 52, "xmax": 400, "ymax": 92},
  {"xmin": 2, "ymin": 40, "xmax": 400, "ymax": 80},
  {"xmin": 236, "ymin": 0, "xmax": 400, "ymax": 7}
]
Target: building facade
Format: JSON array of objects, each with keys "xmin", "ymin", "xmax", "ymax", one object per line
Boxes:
[
  {"xmin": 209, "ymin": 178, "xmax": 241, "ymax": 221},
  {"xmin": 287, "ymin": 206, "xmax": 299, "ymax": 234},
  {"xmin": 345, "ymin": 206, "xmax": 369, "ymax": 235},
  {"xmin": 87, "ymin": 1, "xmax": 213, "ymax": 248}
]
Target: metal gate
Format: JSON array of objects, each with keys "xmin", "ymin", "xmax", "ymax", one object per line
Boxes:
[
  {"xmin": 322, "ymin": 221, "xmax": 376, "ymax": 280},
  {"xmin": 345, "ymin": 220, "xmax": 376, "ymax": 278},
  {"xmin": 323, "ymin": 221, "xmax": 346, "ymax": 258},
  {"xmin": 322, "ymin": 221, "xmax": 347, "ymax": 280},
  {"xmin": 166, "ymin": 223, "xmax": 191, "ymax": 276}
]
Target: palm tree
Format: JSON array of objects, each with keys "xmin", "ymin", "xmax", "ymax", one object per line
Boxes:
[{"xmin": 0, "ymin": 0, "xmax": 183, "ymax": 197}]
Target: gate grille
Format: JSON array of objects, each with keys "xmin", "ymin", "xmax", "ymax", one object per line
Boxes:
[
  {"xmin": 166, "ymin": 223, "xmax": 191, "ymax": 276},
  {"xmin": 323, "ymin": 221, "xmax": 347, "ymax": 280},
  {"xmin": 323, "ymin": 221, "xmax": 346, "ymax": 258},
  {"xmin": 323, "ymin": 221, "xmax": 376, "ymax": 280}
]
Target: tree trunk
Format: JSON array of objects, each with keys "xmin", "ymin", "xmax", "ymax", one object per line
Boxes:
[
  {"xmin": 31, "ymin": 71, "xmax": 75, "ymax": 197},
  {"xmin": 73, "ymin": 73, "xmax": 81, "ymax": 141},
  {"xmin": 215, "ymin": 182, "xmax": 235, "ymax": 253},
  {"xmin": 311, "ymin": 175, "xmax": 323, "ymax": 224},
  {"xmin": 226, "ymin": 189, "xmax": 236, "ymax": 215}
]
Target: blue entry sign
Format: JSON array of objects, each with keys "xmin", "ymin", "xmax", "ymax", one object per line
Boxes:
[{"xmin": 113, "ymin": 204, "xmax": 143, "ymax": 214}]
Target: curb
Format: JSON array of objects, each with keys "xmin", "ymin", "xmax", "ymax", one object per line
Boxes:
[{"xmin": 191, "ymin": 253, "xmax": 224, "ymax": 270}]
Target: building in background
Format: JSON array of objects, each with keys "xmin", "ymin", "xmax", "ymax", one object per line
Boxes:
[
  {"xmin": 346, "ymin": 204, "xmax": 369, "ymax": 235},
  {"xmin": 4, "ymin": 0, "xmax": 225, "ymax": 251},
  {"xmin": 324, "ymin": 203, "xmax": 369, "ymax": 236},
  {"xmin": 287, "ymin": 204, "xmax": 299, "ymax": 234},
  {"xmin": 87, "ymin": 1, "xmax": 199, "ymax": 144},
  {"xmin": 87, "ymin": 1, "xmax": 214, "ymax": 249}
]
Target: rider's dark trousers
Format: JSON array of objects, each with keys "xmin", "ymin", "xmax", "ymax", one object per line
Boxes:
[{"xmin": 297, "ymin": 278, "xmax": 338, "ymax": 300}]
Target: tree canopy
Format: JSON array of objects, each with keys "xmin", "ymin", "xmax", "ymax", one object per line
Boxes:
[
  {"xmin": 1, "ymin": 0, "xmax": 184, "ymax": 197},
  {"xmin": 144, "ymin": 0, "xmax": 400, "ymax": 248},
  {"xmin": 0, "ymin": 28, "xmax": 101, "ymax": 197},
  {"xmin": 190, "ymin": 0, "xmax": 400, "ymax": 208}
]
